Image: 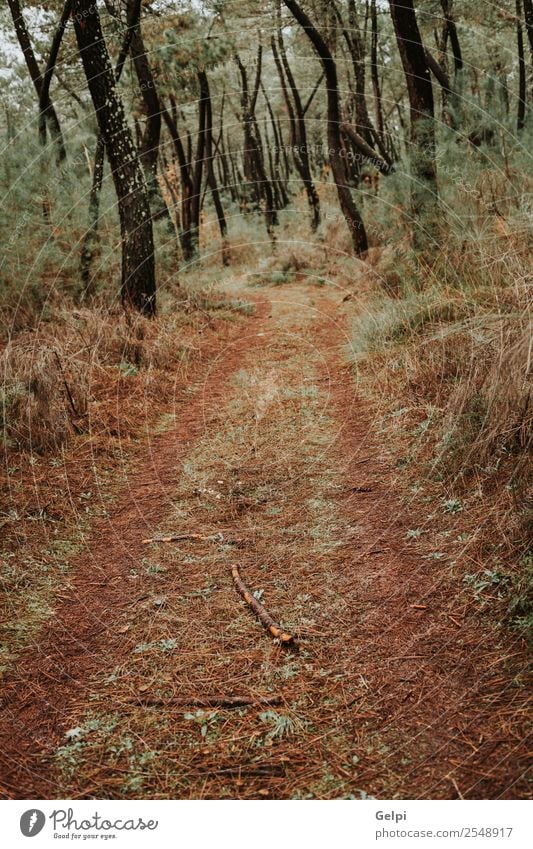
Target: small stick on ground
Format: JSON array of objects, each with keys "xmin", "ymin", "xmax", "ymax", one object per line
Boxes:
[
  {"xmin": 130, "ymin": 695, "xmax": 282, "ymax": 709},
  {"xmin": 142, "ymin": 533, "xmax": 243, "ymax": 545},
  {"xmin": 231, "ymin": 565, "xmax": 297, "ymax": 649}
]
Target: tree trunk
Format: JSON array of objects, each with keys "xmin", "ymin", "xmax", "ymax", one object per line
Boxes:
[
  {"xmin": 72, "ymin": 0, "xmax": 156, "ymax": 315},
  {"xmin": 440, "ymin": 0, "xmax": 463, "ymax": 75},
  {"xmin": 340, "ymin": 122, "xmax": 393, "ymax": 175},
  {"xmin": 216, "ymin": 94, "xmax": 236, "ymax": 201},
  {"xmin": 440, "ymin": 0, "xmax": 464, "ymax": 126},
  {"xmin": 190, "ymin": 78, "xmax": 207, "ymax": 258},
  {"xmin": 80, "ymin": 0, "xmax": 147, "ymax": 296},
  {"xmin": 198, "ymin": 70, "xmax": 229, "ymax": 265},
  {"xmin": 332, "ymin": 0, "xmax": 375, "ymax": 147},
  {"xmin": 370, "ymin": 0, "xmax": 384, "ymax": 141},
  {"xmin": 162, "ymin": 101, "xmax": 195, "ymax": 261},
  {"xmin": 38, "ymin": 0, "xmax": 71, "ymax": 148},
  {"xmin": 101, "ymin": 0, "xmax": 169, "ymax": 222},
  {"xmin": 261, "ymin": 82, "xmax": 290, "ymax": 209},
  {"xmin": 389, "ymin": 0, "xmax": 438, "ymax": 247},
  {"xmin": 7, "ymin": 0, "xmax": 66, "ymax": 159},
  {"xmin": 516, "ymin": 0, "xmax": 527, "ymax": 129},
  {"xmin": 524, "ymin": 0, "xmax": 533, "ymax": 58},
  {"xmin": 129, "ymin": 30, "xmax": 168, "ymax": 219},
  {"xmin": 274, "ymin": 9, "xmax": 320, "ymax": 229},
  {"xmin": 236, "ymin": 50, "xmax": 277, "ymax": 236},
  {"xmin": 80, "ymin": 136, "xmax": 105, "ymax": 297},
  {"xmin": 283, "ymin": 0, "xmax": 367, "ymax": 255}
]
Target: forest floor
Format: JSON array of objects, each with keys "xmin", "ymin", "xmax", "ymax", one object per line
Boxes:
[{"xmin": 0, "ymin": 266, "xmax": 529, "ymax": 800}]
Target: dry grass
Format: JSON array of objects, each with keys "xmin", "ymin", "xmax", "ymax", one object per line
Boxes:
[
  {"xmin": 1, "ymin": 290, "xmax": 254, "ymax": 454},
  {"xmin": 349, "ymin": 226, "xmax": 532, "ymax": 632},
  {"xmin": 0, "ymin": 287, "xmax": 255, "ymax": 678}
]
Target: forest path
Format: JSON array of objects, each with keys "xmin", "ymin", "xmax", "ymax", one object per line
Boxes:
[{"xmin": 0, "ymin": 276, "xmax": 527, "ymax": 799}]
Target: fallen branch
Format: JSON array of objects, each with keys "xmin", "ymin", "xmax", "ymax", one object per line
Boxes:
[
  {"xmin": 53, "ymin": 349, "xmax": 83, "ymax": 433},
  {"xmin": 231, "ymin": 565, "xmax": 296, "ymax": 648},
  {"xmin": 143, "ymin": 532, "xmax": 243, "ymax": 545},
  {"xmin": 130, "ymin": 695, "xmax": 282, "ymax": 709},
  {"xmin": 194, "ymin": 764, "xmax": 287, "ymax": 777}
]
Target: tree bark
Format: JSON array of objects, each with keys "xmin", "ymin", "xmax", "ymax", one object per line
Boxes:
[
  {"xmin": 198, "ymin": 70, "xmax": 229, "ymax": 265},
  {"xmin": 261, "ymin": 81, "xmax": 290, "ymax": 209},
  {"xmin": 190, "ymin": 77, "xmax": 207, "ymax": 258},
  {"xmin": 38, "ymin": 0, "xmax": 72, "ymax": 147},
  {"xmin": 274, "ymin": 8, "xmax": 320, "ymax": 229},
  {"xmin": 162, "ymin": 101, "xmax": 195, "ymax": 260},
  {"xmin": 216, "ymin": 94, "xmax": 236, "ymax": 201},
  {"xmin": 340, "ymin": 123, "xmax": 393, "ymax": 175},
  {"xmin": 72, "ymin": 0, "xmax": 156, "ymax": 315},
  {"xmin": 389, "ymin": 0, "xmax": 438, "ymax": 246},
  {"xmin": 303, "ymin": 72, "xmax": 325, "ymax": 115},
  {"xmin": 370, "ymin": 0, "xmax": 385, "ymax": 142},
  {"xmin": 129, "ymin": 30, "xmax": 166, "ymax": 216},
  {"xmin": 332, "ymin": 0, "xmax": 376, "ymax": 148},
  {"xmin": 283, "ymin": 0, "xmax": 367, "ymax": 255},
  {"xmin": 235, "ymin": 50, "xmax": 277, "ymax": 236},
  {"xmin": 81, "ymin": 0, "xmax": 149, "ymax": 296},
  {"xmin": 440, "ymin": 0, "xmax": 463, "ymax": 75},
  {"xmin": 7, "ymin": 0, "xmax": 66, "ymax": 159},
  {"xmin": 80, "ymin": 136, "xmax": 105, "ymax": 296},
  {"xmin": 516, "ymin": 0, "xmax": 527, "ymax": 129},
  {"xmin": 524, "ymin": 0, "xmax": 533, "ymax": 58},
  {"xmin": 425, "ymin": 49, "xmax": 452, "ymax": 94}
]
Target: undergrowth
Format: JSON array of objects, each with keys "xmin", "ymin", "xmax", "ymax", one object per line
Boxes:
[{"xmin": 349, "ymin": 221, "xmax": 532, "ymax": 637}]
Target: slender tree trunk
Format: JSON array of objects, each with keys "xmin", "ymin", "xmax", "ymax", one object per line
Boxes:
[
  {"xmin": 440, "ymin": 0, "xmax": 464, "ymax": 126},
  {"xmin": 274, "ymin": 11, "xmax": 320, "ymax": 229},
  {"xmin": 340, "ymin": 122, "xmax": 393, "ymax": 175},
  {"xmin": 304, "ymin": 72, "xmax": 324, "ymax": 116},
  {"xmin": 440, "ymin": 0, "xmax": 463, "ymax": 76},
  {"xmin": 7, "ymin": 0, "xmax": 66, "ymax": 159},
  {"xmin": 332, "ymin": 0, "xmax": 375, "ymax": 146},
  {"xmin": 216, "ymin": 94, "xmax": 236, "ymax": 201},
  {"xmin": 129, "ymin": 30, "xmax": 167, "ymax": 217},
  {"xmin": 261, "ymin": 82, "xmax": 290, "ymax": 208},
  {"xmin": 283, "ymin": 0, "xmax": 367, "ymax": 255},
  {"xmin": 516, "ymin": 0, "xmax": 527, "ymax": 129},
  {"xmin": 38, "ymin": 1, "xmax": 71, "ymax": 146},
  {"xmin": 72, "ymin": 0, "xmax": 156, "ymax": 315},
  {"xmin": 524, "ymin": 0, "xmax": 533, "ymax": 56},
  {"xmin": 389, "ymin": 0, "xmax": 438, "ymax": 247},
  {"xmin": 80, "ymin": 136, "xmax": 105, "ymax": 296},
  {"xmin": 162, "ymin": 102, "xmax": 195, "ymax": 261},
  {"xmin": 159, "ymin": 148, "xmax": 181, "ymax": 237},
  {"xmin": 370, "ymin": 0, "xmax": 384, "ymax": 141},
  {"xmin": 236, "ymin": 53, "xmax": 261, "ymax": 210},
  {"xmin": 236, "ymin": 50, "xmax": 277, "ymax": 236},
  {"xmin": 190, "ymin": 79, "xmax": 207, "ymax": 258},
  {"xmin": 198, "ymin": 70, "xmax": 229, "ymax": 265},
  {"xmin": 425, "ymin": 45, "xmax": 459, "ymax": 131}
]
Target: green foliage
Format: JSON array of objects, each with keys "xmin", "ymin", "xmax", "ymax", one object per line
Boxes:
[{"xmin": 508, "ymin": 555, "xmax": 533, "ymax": 642}]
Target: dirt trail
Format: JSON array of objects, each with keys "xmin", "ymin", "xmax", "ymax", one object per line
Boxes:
[{"xmin": 0, "ymin": 279, "xmax": 528, "ymax": 800}]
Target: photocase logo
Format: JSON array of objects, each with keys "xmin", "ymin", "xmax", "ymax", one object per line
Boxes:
[{"xmin": 20, "ymin": 810, "xmax": 46, "ymax": 837}]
